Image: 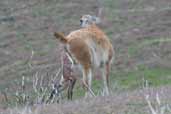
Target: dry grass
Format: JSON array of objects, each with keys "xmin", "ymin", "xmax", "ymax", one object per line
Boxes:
[{"xmin": 1, "ymin": 86, "xmax": 171, "ymax": 114}]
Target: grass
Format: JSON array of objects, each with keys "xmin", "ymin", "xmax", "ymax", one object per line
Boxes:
[
  {"xmin": 0, "ymin": 0, "xmax": 171, "ymax": 113},
  {"xmin": 73, "ymin": 78, "xmax": 103, "ymax": 98},
  {"xmin": 128, "ymin": 37, "xmax": 171, "ymax": 56},
  {"xmin": 61, "ymin": 65, "xmax": 171, "ymax": 98},
  {"xmin": 110, "ymin": 66, "xmax": 171, "ymax": 90},
  {"xmin": 66, "ymin": 65, "xmax": 171, "ymax": 99}
]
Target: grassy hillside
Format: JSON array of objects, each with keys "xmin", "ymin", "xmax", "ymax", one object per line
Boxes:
[{"xmin": 0, "ymin": 0, "xmax": 171, "ymax": 113}]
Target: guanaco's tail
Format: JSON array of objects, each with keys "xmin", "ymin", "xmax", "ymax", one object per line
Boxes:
[{"xmin": 54, "ymin": 32, "xmax": 68, "ymax": 43}]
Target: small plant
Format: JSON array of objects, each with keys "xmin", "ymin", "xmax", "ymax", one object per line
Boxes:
[
  {"xmin": 145, "ymin": 93, "xmax": 171, "ymax": 114},
  {"xmin": 143, "ymin": 80, "xmax": 171, "ymax": 114},
  {"xmin": 3, "ymin": 70, "xmax": 62, "ymax": 107}
]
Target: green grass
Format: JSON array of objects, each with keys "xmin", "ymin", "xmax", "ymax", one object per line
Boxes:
[
  {"xmin": 110, "ymin": 66, "xmax": 171, "ymax": 90},
  {"xmin": 71, "ymin": 65, "xmax": 171, "ymax": 99},
  {"xmin": 73, "ymin": 78, "xmax": 104, "ymax": 98},
  {"xmin": 128, "ymin": 37, "xmax": 171, "ymax": 56}
]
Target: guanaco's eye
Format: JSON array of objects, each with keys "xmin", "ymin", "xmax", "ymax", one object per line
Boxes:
[{"xmin": 80, "ymin": 20, "xmax": 83, "ymax": 23}]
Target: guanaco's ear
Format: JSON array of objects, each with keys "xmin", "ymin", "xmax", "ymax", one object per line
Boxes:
[{"xmin": 91, "ymin": 16, "xmax": 101, "ymax": 24}]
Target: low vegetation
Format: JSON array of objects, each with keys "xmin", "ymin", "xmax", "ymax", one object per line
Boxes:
[{"xmin": 0, "ymin": 0, "xmax": 171, "ymax": 113}]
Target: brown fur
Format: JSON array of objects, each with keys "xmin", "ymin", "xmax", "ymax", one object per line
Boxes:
[
  {"xmin": 54, "ymin": 23, "xmax": 114, "ymax": 97},
  {"xmin": 54, "ymin": 32, "xmax": 68, "ymax": 43},
  {"xmin": 54, "ymin": 24, "xmax": 113, "ymax": 65}
]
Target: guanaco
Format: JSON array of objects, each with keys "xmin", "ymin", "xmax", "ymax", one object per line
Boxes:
[{"xmin": 54, "ymin": 15, "xmax": 114, "ymax": 98}]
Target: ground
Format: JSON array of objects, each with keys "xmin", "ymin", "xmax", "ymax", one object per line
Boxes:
[{"xmin": 0, "ymin": 0, "xmax": 171, "ymax": 113}]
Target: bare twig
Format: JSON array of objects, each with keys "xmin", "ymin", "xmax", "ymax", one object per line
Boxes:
[
  {"xmin": 33, "ymin": 72, "xmax": 39, "ymax": 93},
  {"xmin": 96, "ymin": 0, "xmax": 104, "ymax": 17},
  {"xmin": 28, "ymin": 49, "xmax": 34, "ymax": 68},
  {"xmin": 145, "ymin": 92, "xmax": 169, "ymax": 114},
  {"xmin": 146, "ymin": 95, "xmax": 157, "ymax": 114}
]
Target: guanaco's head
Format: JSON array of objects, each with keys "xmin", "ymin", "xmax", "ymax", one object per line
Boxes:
[{"xmin": 80, "ymin": 14, "xmax": 100, "ymax": 27}]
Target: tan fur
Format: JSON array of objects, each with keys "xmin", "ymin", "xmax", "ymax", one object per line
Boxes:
[
  {"xmin": 54, "ymin": 16, "xmax": 114, "ymax": 97},
  {"xmin": 55, "ymin": 25, "xmax": 113, "ymax": 66}
]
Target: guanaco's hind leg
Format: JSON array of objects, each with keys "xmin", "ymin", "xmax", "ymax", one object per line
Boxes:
[
  {"xmin": 102, "ymin": 61, "xmax": 111, "ymax": 95},
  {"xmin": 67, "ymin": 78, "xmax": 76, "ymax": 100},
  {"xmin": 82, "ymin": 68, "xmax": 95, "ymax": 97}
]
